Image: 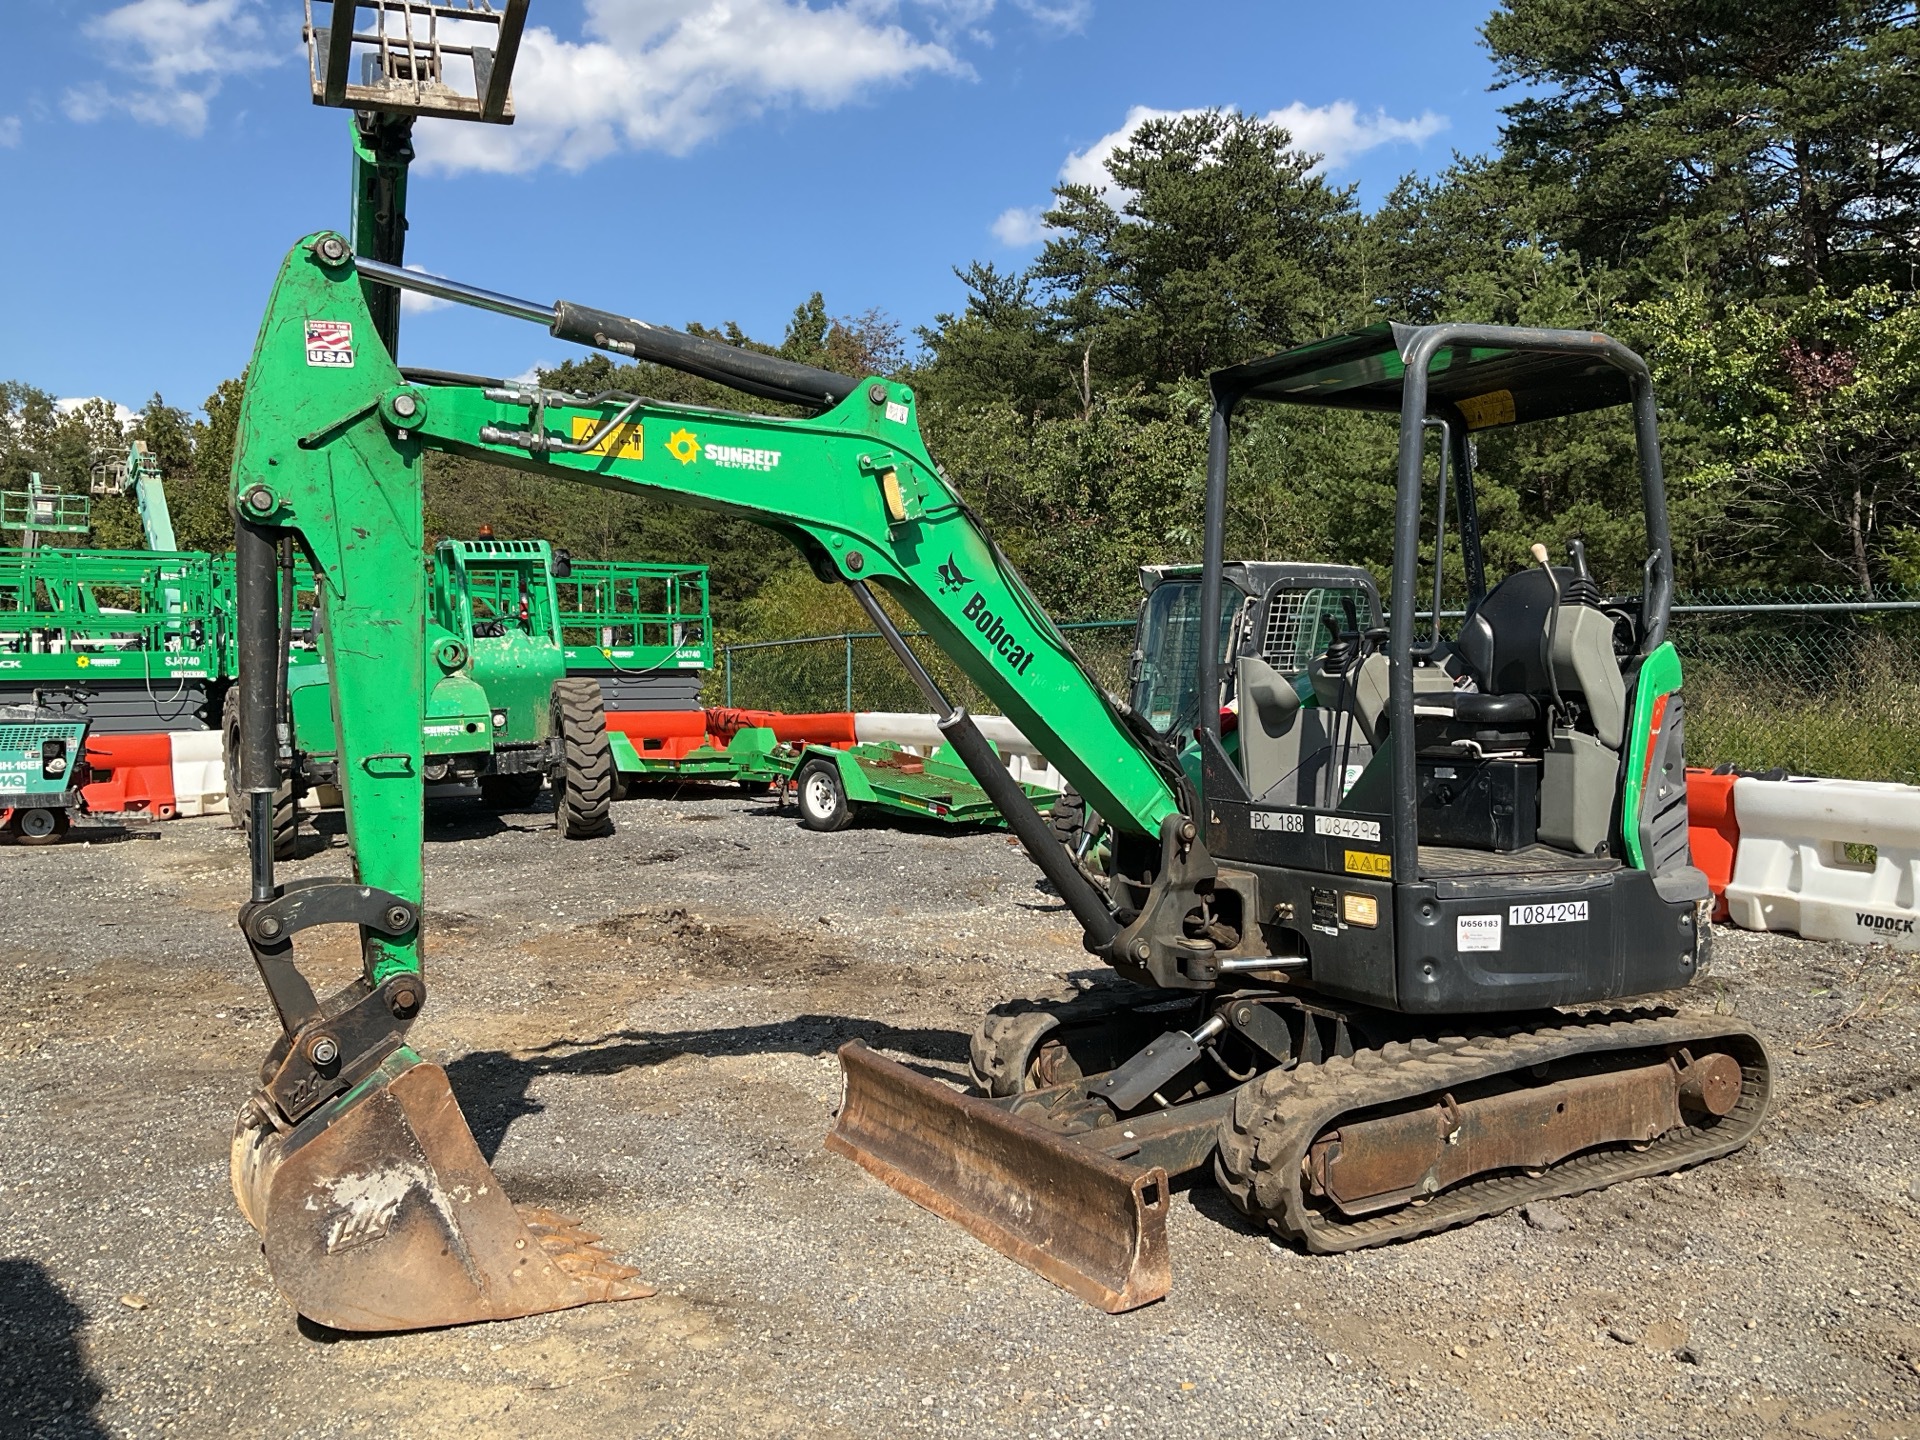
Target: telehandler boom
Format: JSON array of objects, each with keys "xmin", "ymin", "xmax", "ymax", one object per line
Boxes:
[{"xmin": 226, "ymin": 233, "xmax": 1770, "ymax": 1330}]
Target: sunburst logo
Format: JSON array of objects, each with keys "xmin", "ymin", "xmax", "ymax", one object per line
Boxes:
[{"xmin": 666, "ymin": 428, "xmax": 701, "ymax": 465}]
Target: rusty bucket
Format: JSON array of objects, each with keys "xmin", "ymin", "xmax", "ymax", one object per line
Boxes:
[{"xmin": 232, "ymin": 1053, "xmax": 655, "ymax": 1331}]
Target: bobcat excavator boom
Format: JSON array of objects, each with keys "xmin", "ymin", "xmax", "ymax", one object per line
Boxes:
[{"xmin": 228, "ymin": 233, "xmax": 1769, "ymax": 1331}]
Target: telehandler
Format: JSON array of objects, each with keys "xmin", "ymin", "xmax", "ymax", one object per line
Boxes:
[{"xmin": 223, "ymin": 235, "xmax": 1770, "ymax": 1329}]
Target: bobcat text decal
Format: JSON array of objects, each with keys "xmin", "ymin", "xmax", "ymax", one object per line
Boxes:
[{"xmin": 961, "ymin": 592, "xmax": 1036, "ymax": 676}]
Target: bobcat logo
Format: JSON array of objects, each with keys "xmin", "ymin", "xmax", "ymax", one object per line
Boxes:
[{"xmin": 937, "ymin": 554, "xmax": 972, "ymax": 594}]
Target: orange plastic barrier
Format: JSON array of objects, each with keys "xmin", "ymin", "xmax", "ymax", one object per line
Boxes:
[
  {"xmin": 83, "ymin": 733, "xmax": 178, "ymax": 820},
  {"xmin": 1684, "ymin": 768, "xmax": 1737, "ymax": 920},
  {"xmin": 703, "ymin": 708, "xmax": 858, "ymax": 746},
  {"xmin": 606, "ymin": 710, "xmax": 711, "ymax": 760},
  {"xmin": 605, "ymin": 710, "xmax": 709, "ymax": 741}
]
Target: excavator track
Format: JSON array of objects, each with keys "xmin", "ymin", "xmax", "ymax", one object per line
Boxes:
[{"xmin": 1215, "ymin": 1009, "xmax": 1772, "ymax": 1252}]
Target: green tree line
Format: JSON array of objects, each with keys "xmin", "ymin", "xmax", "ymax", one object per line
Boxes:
[{"xmin": 6, "ymin": 0, "xmax": 1917, "ymax": 636}]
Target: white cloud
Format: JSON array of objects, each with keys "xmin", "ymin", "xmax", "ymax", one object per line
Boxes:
[
  {"xmin": 56, "ymin": 397, "xmax": 137, "ymax": 427},
  {"xmin": 1268, "ymin": 100, "xmax": 1447, "ymax": 170},
  {"xmin": 0, "ymin": 116, "xmax": 20, "ymax": 148},
  {"xmin": 63, "ymin": 0, "xmax": 284, "ymax": 137},
  {"xmin": 413, "ymin": 0, "xmax": 974, "ymax": 175},
  {"xmin": 990, "ymin": 205, "xmax": 1051, "ymax": 246},
  {"xmin": 994, "ymin": 99, "xmax": 1449, "ymax": 247},
  {"xmin": 1011, "ymin": 0, "xmax": 1092, "ymax": 33}
]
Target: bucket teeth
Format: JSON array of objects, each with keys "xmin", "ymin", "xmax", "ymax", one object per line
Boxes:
[{"xmin": 233, "ymin": 1059, "xmax": 657, "ymax": 1330}]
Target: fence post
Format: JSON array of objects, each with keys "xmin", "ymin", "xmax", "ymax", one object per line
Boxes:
[
  {"xmin": 844, "ymin": 635, "xmax": 854, "ymax": 712},
  {"xmin": 723, "ymin": 646, "xmax": 732, "ymax": 706}
]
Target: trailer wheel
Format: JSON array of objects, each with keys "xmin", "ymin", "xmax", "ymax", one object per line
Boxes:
[
  {"xmin": 796, "ymin": 758, "xmax": 853, "ymax": 832},
  {"xmin": 551, "ymin": 678, "xmax": 616, "ymax": 839},
  {"xmin": 478, "ymin": 772, "xmax": 544, "ymax": 810},
  {"xmin": 12, "ymin": 807, "xmax": 68, "ymax": 846},
  {"xmin": 223, "ymin": 688, "xmax": 297, "ymax": 859}
]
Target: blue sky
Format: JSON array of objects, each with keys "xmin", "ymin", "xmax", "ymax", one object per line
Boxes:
[{"xmin": 0, "ymin": 0, "xmax": 1512, "ymax": 418}]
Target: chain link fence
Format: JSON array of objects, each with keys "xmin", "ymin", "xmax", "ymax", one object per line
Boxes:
[{"xmin": 719, "ymin": 590, "xmax": 1920, "ymax": 785}]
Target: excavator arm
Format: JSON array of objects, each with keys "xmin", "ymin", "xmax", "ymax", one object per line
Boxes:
[{"xmin": 225, "ymin": 233, "xmax": 1197, "ymax": 1328}]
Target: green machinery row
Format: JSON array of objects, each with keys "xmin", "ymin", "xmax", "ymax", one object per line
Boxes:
[{"xmin": 0, "ymin": 530, "xmax": 714, "ymax": 848}]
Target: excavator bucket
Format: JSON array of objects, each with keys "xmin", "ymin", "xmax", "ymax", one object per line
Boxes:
[
  {"xmin": 827, "ymin": 1041, "xmax": 1170, "ymax": 1313},
  {"xmin": 231, "ymin": 1055, "xmax": 655, "ymax": 1331}
]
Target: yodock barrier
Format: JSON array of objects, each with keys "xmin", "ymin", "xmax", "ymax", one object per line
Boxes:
[
  {"xmin": 170, "ymin": 730, "xmax": 227, "ymax": 816},
  {"xmin": 82, "ymin": 733, "xmax": 178, "ymax": 819},
  {"xmin": 1723, "ymin": 776, "xmax": 1920, "ymax": 952},
  {"xmin": 1684, "ymin": 769, "xmax": 1739, "ymax": 921}
]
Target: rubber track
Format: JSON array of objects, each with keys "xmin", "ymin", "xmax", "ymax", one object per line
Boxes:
[
  {"xmin": 1215, "ymin": 1009, "xmax": 1772, "ymax": 1253},
  {"xmin": 553, "ymin": 677, "xmax": 615, "ymax": 839}
]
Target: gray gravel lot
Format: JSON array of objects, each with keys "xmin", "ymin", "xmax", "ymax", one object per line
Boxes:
[{"xmin": 2, "ymin": 789, "xmax": 1918, "ymax": 1439}]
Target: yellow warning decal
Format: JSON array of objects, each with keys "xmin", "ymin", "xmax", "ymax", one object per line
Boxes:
[
  {"xmin": 570, "ymin": 414, "xmax": 644, "ymax": 461},
  {"xmin": 1457, "ymin": 389, "xmax": 1516, "ymax": 430},
  {"xmin": 1344, "ymin": 849, "xmax": 1391, "ymax": 878}
]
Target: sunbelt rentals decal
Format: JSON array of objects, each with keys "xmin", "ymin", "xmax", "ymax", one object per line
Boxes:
[{"xmin": 664, "ymin": 426, "xmax": 782, "ymax": 472}]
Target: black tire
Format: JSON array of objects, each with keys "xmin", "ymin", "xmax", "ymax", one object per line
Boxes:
[
  {"xmin": 478, "ymin": 772, "xmax": 544, "ymax": 810},
  {"xmin": 551, "ymin": 677, "xmax": 616, "ymax": 839},
  {"xmin": 222, "ymin": 688, "xmax": 296, "ymax": 859},
  {"xmin": 796, "ymin": 758, "xmax": 853, "ymax": 832},
  {"xmin": 1048, "ymin": 785, "xmax": 1089, "ymax": 851},
  {"xmin": 11, "ymin": 807, "xmax": 69, "ymax": 846}
]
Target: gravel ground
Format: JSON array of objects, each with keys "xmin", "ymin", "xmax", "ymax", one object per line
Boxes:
[{"xmin": 2, "ymin": 789, "xmax": 1918, "ymax": 1439}]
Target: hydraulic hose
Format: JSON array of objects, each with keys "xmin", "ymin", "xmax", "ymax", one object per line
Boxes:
[
  {"xmin": 235, "ymin": 520, "xmax": 281, "ymax": 902},
  {"xmin": 549, "ymin": 302, "xmax": 858, "ymax": 413}
]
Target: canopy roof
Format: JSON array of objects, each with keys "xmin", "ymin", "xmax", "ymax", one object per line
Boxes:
[{"xmin": 1210, "ymin": 322, "xmax": 1640, "ymax": 430}]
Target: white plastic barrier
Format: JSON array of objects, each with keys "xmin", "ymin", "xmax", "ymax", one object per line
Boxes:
[
  {"xmin": 170, "ymin": 729, "xmax": 228, "ymax": 817},
  {"xmin": 1007, "ymin": 753, "xmax": 1067, "ymax": 795},
  {"xmin": 853, "ymin": 711, "xmax": 1041, "ymax": 757},
  {"xmin": 1723, "ymin": 776, "xmax": 1920, "ymax": 952}
]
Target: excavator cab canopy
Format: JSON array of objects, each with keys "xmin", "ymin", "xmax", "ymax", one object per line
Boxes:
[
  {"xmin": 1198, "ymin": 321, "xmax": 1676, "ymax": 886},
  {"xmin": 1210, "ymin": 320, "xmax": 1635, "ymax": 429}
]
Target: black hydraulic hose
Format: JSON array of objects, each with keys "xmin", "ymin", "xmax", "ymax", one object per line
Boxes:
[
  {"xmin": 938, "ymin": 711, "xmax": 1120, "ymax": 951},
  {"xmin": 354, "ymin": 258, "xmax": 860, "ymax": 412},
  {"xmin": 549, "ymin": 301, "xmax": 858, "ymax": 414},
  {"xmin": 845, "ymin": 580, "xmax": 1118, "ymax": 952},
  {"xmin": 276, "ymin": 538, "xmax": 294, "ymax": 770},
  {"xmin": 235, "ymin": 520, "xmax": 280, "ymax": 903}
]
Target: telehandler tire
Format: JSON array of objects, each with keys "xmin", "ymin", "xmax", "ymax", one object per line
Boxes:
[
  {"xmin": 797, "ymin": 758, "xmax": 853, "ymax": 832},
  {"xmin": 222, "ymin": 687, "xmax": 297, "ymax": 860},
  {"xmin": 478, "ymin": 772, "xmax": 544, "ymax": 810},
  {"xmin": 551, "ymin": 678, "xmax": 616, "ymax": 839}
]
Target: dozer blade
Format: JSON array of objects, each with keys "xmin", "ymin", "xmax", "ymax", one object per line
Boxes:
[
  {"xmin": 827, "ymin": 1041, "xmax": 1170, "ymax": 1313},
  {"xmin": 232, "ymin": 1054, "xmax": 655, "ymax": 1331}
]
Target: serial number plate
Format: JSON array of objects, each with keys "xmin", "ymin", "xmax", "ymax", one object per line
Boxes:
[{"xmin": 1508, "ymin": 901, "xmax": 1589, "ymax": 926}]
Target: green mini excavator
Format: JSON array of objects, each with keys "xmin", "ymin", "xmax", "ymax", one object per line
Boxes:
[{"xmin": 223, "ymin": 235, "xmax": 1771, "ymax": 1330}]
